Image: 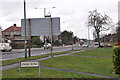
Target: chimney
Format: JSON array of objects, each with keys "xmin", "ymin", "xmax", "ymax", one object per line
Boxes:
[{"xmin": 13, "ymin": 24, "xmax": 16, "ymax": 27}]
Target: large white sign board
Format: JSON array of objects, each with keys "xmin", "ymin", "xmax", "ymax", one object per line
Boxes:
[{"xmin": 21, "ymin": 17, "xmax": 60, "ymax": 36}]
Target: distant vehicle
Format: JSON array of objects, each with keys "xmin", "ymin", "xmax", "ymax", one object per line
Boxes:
[
  {"xmin": 0, "ymin": 43, "xmax": 12, "ymax": 52},
  {"xmin": 94, "ymin": 42, "xmax": 99, "ymax": 45},
  {"xmin": 82, "ymin": 44, "xmax": 88, "ymax": 47},
  {"xmin": 44, "ymin": 43, "xmax": 51, "ymax": 49}
]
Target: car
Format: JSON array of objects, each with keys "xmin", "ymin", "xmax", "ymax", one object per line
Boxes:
[
  {"xmin": 82, "ymin": 44, "xmax": 88, "ymax": 48},
  {"xmin": 44, "ymin": 43, "xmax": 51, "ymax": 49},
  {"xmin": 0, "ymin": 43, "xmax": 12, "ymax": 52},
  {"xmin": 94, "ymin": 42, "xmax": 99, "ymax": 45}
]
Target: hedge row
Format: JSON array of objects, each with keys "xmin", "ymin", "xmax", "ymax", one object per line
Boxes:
[{"xmin": 113, "ymin": 46, "xmax": 120, "ymax": 74}]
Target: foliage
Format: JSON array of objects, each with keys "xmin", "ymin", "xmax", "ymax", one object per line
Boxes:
[
  {"xmin": 87, "ymin": 10, "xmax": 112, "ymax": 47},
  {"xmin": 73, "ymin": 36, "xmax": 79, "ymax": 44},
  {"xmin": 54, "ymin": 40, "xmax": 61, "ymax": 46},
  {"xmin": 59, "ymin": 30, "xmax": 73, "ymax": 45},
  {"xmin": 31, "ymin": 36, "xmax": 43, "ymax": 47},
  {"xmin": 113, "ymin": 46, "xmax": 120, "ymax": 74},
  {"xmin": 11, "ymin": 44, "xmax": 24, "ymax": 49}
]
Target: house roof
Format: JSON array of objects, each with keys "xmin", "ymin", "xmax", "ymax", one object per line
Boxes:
[{"xmin": 3, "ymin": 26, "xmax": 21, "ymax": 32}]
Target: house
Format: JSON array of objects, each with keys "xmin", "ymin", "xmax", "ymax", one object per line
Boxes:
[
  {"xmin": 2, "ymin": 24, "xmax": 24, "ymax": 44},
  {"xmin": 0, "ymin": 26, "xmax": 5, "ymax": 43}
]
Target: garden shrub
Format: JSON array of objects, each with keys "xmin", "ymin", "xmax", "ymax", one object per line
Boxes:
[{"xmin": 113, "ymin": 46, "xmax": 120, "ymax": 74}]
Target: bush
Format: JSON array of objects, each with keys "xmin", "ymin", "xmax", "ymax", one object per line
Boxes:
[
  {"xmin": 113, "ymin": 46, "xmax": 120, "ymax": 74},
  {"xmin": 31, "ymin": 36, "xmax": 43, "ymax": 47},
  {"xmin": 11, "ymin": 44, "xmax": 24, "ymax": 49}
]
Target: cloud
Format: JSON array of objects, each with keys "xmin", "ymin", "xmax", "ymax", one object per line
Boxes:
[{"xmin": 0, "ymin": 0, "xmax": 119, "ymax": 39}]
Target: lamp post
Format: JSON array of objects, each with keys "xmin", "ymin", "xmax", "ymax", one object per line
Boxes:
[
  {"xmin": 45, "ymin": 13, "xmax": 53, "ymax": 58},
  {"xmin": 72, "ymin": 35, "xmax": 74, "ymax": 50},
  {"xmin": 88, "ymin": 25, "xmax": 90, "ymax": 48},
  {"xmin": 34, "ymin": 7, "xmax": 56, "ymax": 18},
  {"xmin": 24, "ymin": 0, "xmax": 27, "ymax": 59}
]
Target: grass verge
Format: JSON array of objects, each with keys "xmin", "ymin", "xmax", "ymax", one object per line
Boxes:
[
  {"xmin": 2, "ymin": 67, "xmax": 99, "ymax": 78},
  {"xmin": 3, "ymin": 48, "xmax": 119, "ymax": 78},
  {"xmin": 71, "ymin": 48, "xmax": 113, "ymax": 57},
  {"xmin": 41, "ymin": 56, "xmax": 120, "ymax": 77},
  {"xmin": 1, "ymin": 50, "xmax": 78, "ymax": 66}
]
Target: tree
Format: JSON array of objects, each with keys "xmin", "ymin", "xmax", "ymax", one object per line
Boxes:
[
  {"xmin": 73, "ymin": 36, "xmax": 79, "ymax": 44},
  {"xmin": 60, "ymin": 30, "xmax": 73, "ymax": 45},
  {"xmin": 87, "ymin": 10, "xmax": 112, "ymax": 47},
  {"xmin": 31, "ymin": 36, "xmax": 43, "ymax": 47}
]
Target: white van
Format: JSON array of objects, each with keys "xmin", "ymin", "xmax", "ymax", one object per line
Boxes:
[{"xmin": 0, "ymin": 43, "xmax": 12, "ymax": 52}]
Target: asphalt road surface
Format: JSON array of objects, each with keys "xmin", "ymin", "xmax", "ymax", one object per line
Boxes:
[{"xmin": 1, "ymin": 46, "xmax": 82, "ymax": 61}]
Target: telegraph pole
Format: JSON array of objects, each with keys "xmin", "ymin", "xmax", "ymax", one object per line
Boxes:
[
  {"xmin": 50, "ymin": 15, "xmax": 53, "ymax": 58},
  {"xmin": 28, "ymin": 19, "xmax": 31, "ymax": 57}
]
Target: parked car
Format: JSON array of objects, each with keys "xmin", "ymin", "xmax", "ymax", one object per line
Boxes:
[
  {"xmin": 44, "ymin": 43, "xmax": 51, "ymax": 49},
  {"xmin": 0, "ymin": 43, "xmax": 12, "ymax": 52}
]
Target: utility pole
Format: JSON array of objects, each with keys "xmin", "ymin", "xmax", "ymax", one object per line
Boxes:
[
  {"xmin": 45, "ymin": 14, "xmax": 53, "ymax": 58},
  {"xmin": 28, "ymin": 19, "xmax": 31, "ymax": 57},
  {"xmin": 72, "ymin": 36, "xmax": 73, "ymax": 50},
  {"xmin": 44, "ymin": 8, "xmax": 46, "ymax": 18},
  {"xmin": 88, "ymin": 25, "xmax": 90, "ymax": 47},
  {"xmin": 50, "ymin": 15, "xmax": 53, "ymax": 58},
  {"xmin": 24, "ymin": 0, "xmax": 27, "ymax": 59}
]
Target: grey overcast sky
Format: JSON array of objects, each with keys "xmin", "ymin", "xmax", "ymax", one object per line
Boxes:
[{"xmin": 0, "ymin": 0, "xmax": 119, "ymax": 39}]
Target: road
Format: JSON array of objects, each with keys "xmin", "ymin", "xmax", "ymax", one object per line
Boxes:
[{"xmin": 1, "ymin": 46, "xmax": 82, "ymax": 61}]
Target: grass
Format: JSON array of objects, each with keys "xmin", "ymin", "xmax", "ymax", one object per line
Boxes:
[
  {"xmin": 1, "ymin": 50, "xmax": 76, "ymax": 66},
  {"xmin": 2, "ymin": 67, "xmax": 99, "ymax": 79},
  {"xmin": 71, "ymin": 48, "xmax": 113, "ymax": 57},
  {"xmin": 40, "ymin": 56, "xmax": 119, "ymax": 77},
  {"xmin": 1, "ymin": 55, "xmax": 48, "ymax": 66},
  {"xmin": 2, "ymin": 47, "xmax": 120, "ymax": 78},
  {"xmin": 102, "ymin": 42, "xmax": 116, "ymax": 46}
]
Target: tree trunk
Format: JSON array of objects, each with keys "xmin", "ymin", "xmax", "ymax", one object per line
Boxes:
[{"xmin": 97, "ymin": 32, "xmax": 101, "ymax": 47}]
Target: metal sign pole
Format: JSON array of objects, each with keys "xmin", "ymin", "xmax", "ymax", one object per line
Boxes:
[
  {"xmin": 38, "ymin": 61, "xmax": 40, "ymax": 79},
  {"xmin": 19, "ymin": 61, "xmax": 21, "ymax": 78}
]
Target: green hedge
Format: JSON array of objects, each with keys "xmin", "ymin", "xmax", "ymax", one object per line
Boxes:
[{"xmin": 113, "ymin": 46, "xmax": 120, "ymax": 74}]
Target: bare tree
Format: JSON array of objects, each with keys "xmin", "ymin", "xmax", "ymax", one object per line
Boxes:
[{"xmin": 87, "ymin": 10, "xmax": 112, "ymax": 47}]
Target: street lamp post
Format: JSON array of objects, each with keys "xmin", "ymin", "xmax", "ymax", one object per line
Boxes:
[
  {"xmin": 72, "ymin": 35, "xmax": 74, "ymax": 50},
  {"xmin": 88, "ymin": 25, "xmax": 90, "ymax": 47},
  {"xmin": 34, "ymin": 7, "xmax": 56, "ymax": 18},
  {"xmin": 24, "ymin": 0, "xmax": 27, "ymax": 59},
  {"xmin": 45, "ymin": 13, "xmax": 53, "ymax": 58}
]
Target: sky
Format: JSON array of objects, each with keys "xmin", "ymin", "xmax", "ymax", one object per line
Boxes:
[{"xmin": 0, "ymin": 0, "xmax": 120, "ymax": 40}]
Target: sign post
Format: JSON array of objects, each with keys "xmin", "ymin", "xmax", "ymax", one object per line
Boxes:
[{"xmin": 19, "ymin": 61, "xmax": 40, "ymax": 78}]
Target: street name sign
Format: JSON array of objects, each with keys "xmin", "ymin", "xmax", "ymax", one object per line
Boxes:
[
  {"xmin": 20, "ymin": 61, "xmax": 39, "ymax": 68},
  {"xmin": 19, "ymin": 61, "xmax": 40, "ymax": 78}
]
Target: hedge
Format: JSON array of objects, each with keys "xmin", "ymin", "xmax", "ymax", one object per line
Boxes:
[{"xmin": 113, "ymin": 46, "xmax": 120, "ymax": 74}]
